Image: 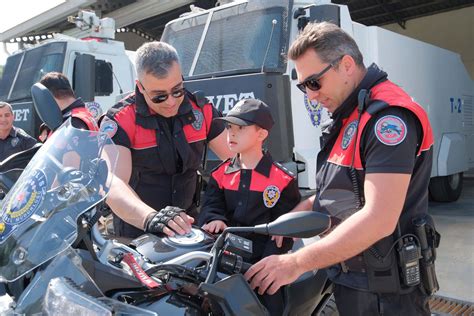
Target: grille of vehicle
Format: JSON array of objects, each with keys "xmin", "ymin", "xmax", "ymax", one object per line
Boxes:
[{"xmin": 430, "ymin": 295, "xmax": 473, "ymax": 316}]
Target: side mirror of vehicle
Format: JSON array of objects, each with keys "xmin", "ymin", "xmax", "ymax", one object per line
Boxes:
[
  {"xmin": 253, "ymin": 211, "xmax": 330, "ymax": 239},
  {"xmin": 31, "ymin": 83, "xmax": 62, "ymax": 131}
]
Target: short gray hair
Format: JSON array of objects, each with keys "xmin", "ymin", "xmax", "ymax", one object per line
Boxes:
[
  {"xmin": 135, "ymin": 41, "xmax": 180, "ymax": 79},
  {"xmin": 288, "ymin": 22, "xmax": 364, "ymax": 68},
  {"xmin": 0, "ymin": 101, "xmax": 13, "ymax": 113}
]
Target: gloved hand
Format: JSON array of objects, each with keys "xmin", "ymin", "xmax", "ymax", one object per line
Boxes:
[{"xmin": 144, "ymin": 206, "xmax": 192, "ymax": 236}]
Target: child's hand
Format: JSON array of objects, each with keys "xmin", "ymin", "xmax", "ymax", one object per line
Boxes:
[
  {"xmin": 272, "ymin": 235, "xmax": 299, "ymax": 248},
  {"xmin": 272, "ymin": 235, "xmax": 284, "ymax": 248},
  {"xmin": 202, "ymin": 220, "xmax": 228, "ymax": 233}
]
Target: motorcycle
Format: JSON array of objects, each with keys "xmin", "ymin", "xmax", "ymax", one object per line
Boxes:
[{"xmin": 0, "ymin": 85, "xmax": 337, "ymax": 315}]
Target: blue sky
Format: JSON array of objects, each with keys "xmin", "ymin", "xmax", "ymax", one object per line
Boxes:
[{"xmin": 0, "ymin": 0, "xmax": 64, "ymax": 65}]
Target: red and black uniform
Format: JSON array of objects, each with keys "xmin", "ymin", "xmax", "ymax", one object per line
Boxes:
[
  {"xmin": 199, "ymin": 153, "xmax": 300, "ymax": 316},
  {"xmin": 103, "ymin": 87, "xmax": 225, "ymax": 238},
  {"xmin": 40, "ymin": 98, "xmax": 98, "ymax": 139},
  {"xmin": 198, "ymin": 153, "xmax": 301, "ymax": 262},
  {"xmin": 62, "ymin": 98, "xmax": 98, "ymax": 131},
  {"xmin": 314, "ymin": 64, "xmax": 434, "ymax": 315}
]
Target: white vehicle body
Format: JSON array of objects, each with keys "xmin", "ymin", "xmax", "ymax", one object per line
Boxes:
[
  {"xmin": 162, "ymin": 0, "xmax": 474, "ymax": 201},
  {"xmin": 0, "ymin": 12, "xmax": 135, "ymax": 136}
]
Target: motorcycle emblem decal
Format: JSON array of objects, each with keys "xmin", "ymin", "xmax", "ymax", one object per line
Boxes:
[
  {"xmin": 100, "ymin": 118, "xmax": 118, "ymax": 138},
  {"xmin": 192, "ymin": 109, "xmax": 204, "ymax": 131},
  {"xmin": 375, "ymin": 115, "xmax": 407, "ymax": 146},
  {"xmin": 10, "ymin": 137, "xmax": 19, "ymax": 147},
  {"xmin": 304, "ymin": 94, "xmax": 323, "ymax": 127},
  {"xmin": 263, "ymin": 185, "xmax": 280, "ymax": 208},
  {"xmin": 341, "ymin": 121, "xmax": 358, "ymax": 150},
  {"xmin": 85, "ymin": 101, "xmax": 103, "ymax": 119},
  {"xmin": 0, "ymin": 169, "xmax": 47, "ymax": 241}
]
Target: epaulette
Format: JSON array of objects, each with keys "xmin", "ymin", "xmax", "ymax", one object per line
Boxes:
[
  {"xmin": 107, "ymin": 93, "xmax": 136, "ymax": 116},
  {"xmin": 16, "ymin": 127, "xmax": 28, "ymax": 137},
  {"xmin": 273, "ymin": 161, "xmax": 296, "ymax": 178},
  {"xmin": 192, "ymin": 90, "xmax": 209, "ymax": 108}
]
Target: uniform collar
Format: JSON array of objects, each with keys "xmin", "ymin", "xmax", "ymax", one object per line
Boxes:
[
  {"xmin": 62, "ymin": 98, "xmax": 86, "ymax": 116},
  {"xmin": 225, "ymin": 152, "xmax": 273, "ymax": 177},
  {"xmin": 8, "ymin": 126, "xmax": 18, "ymax": 138},
  {"xmin": 331, "ymin": 63, "xmax": 388, "ymax": 122}
]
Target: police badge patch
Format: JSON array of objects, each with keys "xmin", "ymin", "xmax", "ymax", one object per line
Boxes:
[
  {"xmin": 304, "ymin": 94, "xmax": 323, "ymax": 127},
  {"xmin": 0, "ymin": 169, "xmax": 47, "ymax": 241},
  {"xmin": 341, "ymin": 121, "xmax": 358, "ymax": 149},
  {"xmin": 263, "ymin": 185, "xmax": 280, "ymax": 208},
  {"xmin": 192, "ymin": 109, "xmax": 204, "ymax": 131},
  {"xmin": 85, "ymin": 101, "xmax": 103, "ymax": 119},
  {"xmin": 100, "ymin": 118, "xmax": 118, "ymax": 138},
  {"xmin": 10, "ymin": 137, "xmax": 19, "ymax": 147},
  {"xmin": 374, "ymin": 115, "xmax": 407, "ymax": 146}
]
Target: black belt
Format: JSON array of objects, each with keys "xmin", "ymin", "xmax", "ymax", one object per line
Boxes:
[{"xmin": 340, "ymin": 254, "xmax": 366, "ymax": 273}]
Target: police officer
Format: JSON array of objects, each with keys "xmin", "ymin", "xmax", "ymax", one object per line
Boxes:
[
  {"xmin": 0, "ymin": 101, "xmax": 37, "ymax": 161},
  {"xmin": 103, "ymin": 41, "xmax": 232, "ymax": 238},
  {"xmin": 38, "ymin": 72, "xmax": 98, "ymax": 141},
  {"xmin": 245, "ymin": 22, "xmax": 436, "ymax": 315}
]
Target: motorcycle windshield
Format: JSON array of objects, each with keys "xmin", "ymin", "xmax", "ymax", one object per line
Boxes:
[{"xmin": 0, "ymin": 121, "xmax": 118, "ymax": 281}]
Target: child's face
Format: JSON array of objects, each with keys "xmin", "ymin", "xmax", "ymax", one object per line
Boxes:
[{"xmin": 225, "ymin": 123, "xmax": 266, "ymax": 154}]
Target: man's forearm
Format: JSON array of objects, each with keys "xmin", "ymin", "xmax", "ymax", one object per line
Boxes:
[
  {"xmin": 295, "ymin": 206, "xmax": 392, "ymax": 273},
  {"xmin": 106, "ymin": 177, "xmax": 156, "ymax": 229}
]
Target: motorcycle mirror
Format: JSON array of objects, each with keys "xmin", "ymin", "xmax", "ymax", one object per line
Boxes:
[
  {"xmin": 31, "ymin": 83, "xmax": 63, "ymax": 131},
  {"xmin": 253, "ymin": 211, "xmax": 330, "ymax": 238}
]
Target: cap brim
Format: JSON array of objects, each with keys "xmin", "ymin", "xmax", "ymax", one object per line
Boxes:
[{"xmin": 214, "ymin": 116, "xmax": 253, "ymax": 126}]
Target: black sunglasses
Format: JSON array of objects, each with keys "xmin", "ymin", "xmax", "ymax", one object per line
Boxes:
[
  {"xmin": 140, "ymin": 81, "xmax": 185, "ymax": 104},
  {"xmin": 296, "ymin": 56, "xmax": 344, "ymax": 94}
]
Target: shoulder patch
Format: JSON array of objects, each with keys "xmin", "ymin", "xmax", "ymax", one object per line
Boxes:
[
  {"xmin": 341, "ymin": 120, "xmax": 358, "ymax": 150},
  {"xmin": 273, "ymin": 162, "xmax": 295, "ymax": 177},
  {"xmin": 263, "ymin": 185, "xmax": 281, "ymax": 208},
  {"xmin": 10, "ymin": 137, "xmax": 19, "ymax": 147},
  {"xmin": 85, "ymin": 101, "xmax": 103, "ymax": 119},
  {"xmin": 374, "ymin": 115, "xmax": 407, "ymax": 146},
  {"xmin": 100, "ymin": 117, "xmax": 118, "ymax": 138},
  {"xmin": 192, "ymin": 109, "xmax": 204, "ymax": 130}
]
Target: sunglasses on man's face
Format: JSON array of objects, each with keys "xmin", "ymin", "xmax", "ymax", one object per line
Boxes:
[
  {"xmin": 140, "ymin": 81, "xmax": 185, "ymax": 104},
  {"xmin": 296, "ymin": 56, "xmax": 344, "ymax": 94}
]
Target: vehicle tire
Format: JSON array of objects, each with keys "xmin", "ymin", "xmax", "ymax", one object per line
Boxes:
[
  {"xmin": 429, "ymin": 172, "xmax": 463, "ymax": 202},
  {"xmin": 317, "ymin": 295, "xmax": 339, "ymax": 316}
]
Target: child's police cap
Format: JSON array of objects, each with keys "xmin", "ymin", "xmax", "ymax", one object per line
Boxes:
[{"xmin": 215, "ymin": 98, "xmax": 274, "ymax": 131}]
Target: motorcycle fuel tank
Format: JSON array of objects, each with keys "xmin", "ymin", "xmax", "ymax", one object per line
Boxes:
[{"xmin": 131, "ymin": 228, "xmax": 215, "ymax": 264}]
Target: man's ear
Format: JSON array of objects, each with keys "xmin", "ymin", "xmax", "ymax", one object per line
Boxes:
[
  {"xmin": 136, "ymin": 80, "xmax": 144, "ymax": 94},
  {"xmin": 340, "ymin": 55, "xmax": 357, "ymax": 76}
]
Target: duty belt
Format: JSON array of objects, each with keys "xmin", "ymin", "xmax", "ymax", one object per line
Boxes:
[{"xmin": 340, "ymin": 254, "xmax": 366, "ymax": 273}]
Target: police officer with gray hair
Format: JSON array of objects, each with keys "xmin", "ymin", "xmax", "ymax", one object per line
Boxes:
[
  {"xmin": 0, "ymin": 101, "xmax": 37, "ymax": 162},
  {"xmin": 102, "ymin": 41, "xmax": 233, "ymax": 238}
]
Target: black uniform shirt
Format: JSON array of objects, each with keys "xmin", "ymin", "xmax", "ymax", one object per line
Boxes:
[
  {"xmin": 314, "ymin": 65, "xmax": 433, "ymax": 290},
  {"xmin": 199, "ymin": 153, "xmax": 301, "ymax": 262},
  {"xmin": 104, "ymin": 87, "xmax": 225, "ymax": 238},
  {"xmin": 0, "ymin": 126, "xmax": 38, "ymax": 162}
]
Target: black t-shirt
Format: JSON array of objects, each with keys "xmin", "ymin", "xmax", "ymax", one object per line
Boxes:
[{"xmin": 0, "ymin": 127, "xmax": 38, "ymax": 162}]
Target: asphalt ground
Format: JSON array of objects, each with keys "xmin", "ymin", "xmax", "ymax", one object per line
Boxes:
[{"xmin": 430, "ymin": 175, "xmax": 474, "ymax": 302}]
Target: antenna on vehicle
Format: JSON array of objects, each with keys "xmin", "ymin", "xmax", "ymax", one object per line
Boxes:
[{"xmin": 261, "ymin": 19, "xmax": 278, "ymax": 73}]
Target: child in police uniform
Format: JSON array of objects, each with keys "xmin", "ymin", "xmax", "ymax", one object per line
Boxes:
[{"xmin": 198, "ymin": 98, "xmax": 301, "ymax": 315}]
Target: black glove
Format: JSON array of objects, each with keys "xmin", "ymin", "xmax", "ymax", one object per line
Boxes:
[{"xmin": 144, "ymin": 206, "xmax": 185, "ymax": 234}]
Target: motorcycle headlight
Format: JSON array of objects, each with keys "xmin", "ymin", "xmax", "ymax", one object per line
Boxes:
[
  {"xmin": 43, "ymin": 277, "xmax": 157, "ymax": 315},
  {"xmin": 44, "ymin": 278, "xmax": 111, "ymax": 316}
]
